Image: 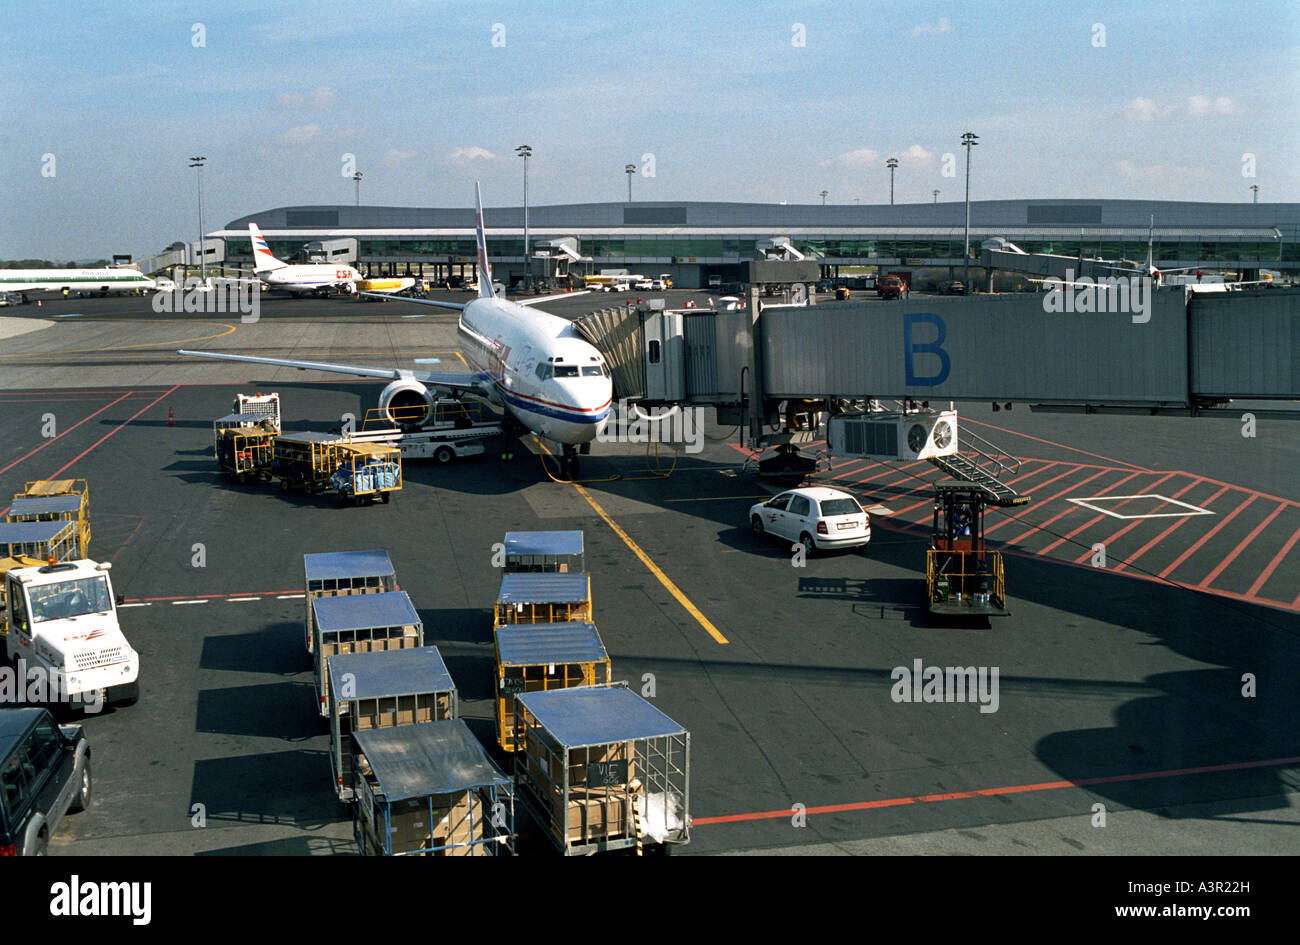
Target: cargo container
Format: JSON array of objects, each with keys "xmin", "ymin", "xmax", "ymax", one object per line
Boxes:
[
  {"xmin": 514, "ymin": 685, "xmax": 690, "ymax": 855},
  {"xmin": 502, "ymin": 530, "xmax": 585, "ymax": 574},
  {"xmin": 494, "ymin": 622, "xmax": 610, "ymax": 752},
  {"xmin": 303, "ymin": 549, "xmax": 398, "ymax": 654},
  {"xmin": 312, "ymin": 591, "xmax": 422, "ymax": 717},
  {"xmin": 0, "ymin": 521, "xmax": 79, "ymax": 564},
  {"xmin": 353, "ymin": 720, "xmax": 515, "ymax": 856},
  {"xmin": 493, "ymin": 572, "xmax": 592, "ymax": 626},
  {"xmin": 327, "ymin": 647, "xmax": 457, "ymax": 801}
]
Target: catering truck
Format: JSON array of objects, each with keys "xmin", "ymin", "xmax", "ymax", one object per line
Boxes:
[{"xmin": 3, "ymin": 559, "xmax": 139, "ymax": 711}]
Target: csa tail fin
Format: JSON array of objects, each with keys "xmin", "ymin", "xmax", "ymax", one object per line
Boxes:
[
  {"xmin": 474, "ymin": 181, "xmax": 495, "ymax": 299},
  {"xmin": 249, "ymin": 222, "xmax": 288, "ymax": 273}
]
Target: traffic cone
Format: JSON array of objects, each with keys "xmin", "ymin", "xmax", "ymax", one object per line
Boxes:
[
  {"xmin": 36, "ymin": 299, "xmax": 42, "ymax": 307},
  {"xmin": 167, "ymin": 407, "xmax": 174, "ymax": 427}
]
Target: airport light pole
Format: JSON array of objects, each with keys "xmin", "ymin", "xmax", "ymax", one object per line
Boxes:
[
  {"xmin": 625, "ymin": 164, "xmax": 636, "ymax": 202},
  {"xmin": 933, "ymin": 189, "xmax": 940, "ymax": 203},
  {"xmin": 353, "ymin": 171, "xmax": 363, "ymax": 206},
  {"xmin": 886, "ymin": 157, "xmax": 898, "ymax": 205},
  {"xmin": 189, "ymin": 156, "xmax": 206, "ymax": 286},
  {"xmin": 1250, "ymin": 184, "xmax": 1259, "ymax": 203},
  {"xmin": 820, "ymin": 190, "xmax": 828, "ymax": 205},
  {"xmin": 517, "ymin": 145, "xmax": 532, "ymax": 284},
  {"xmin": 961, "ymin": 131, "xmax": 978, "ymax": 293}
]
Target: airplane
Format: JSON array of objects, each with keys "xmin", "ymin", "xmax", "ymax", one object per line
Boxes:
[
  {"xmin": 246, "ymin": 222, "xmax": 364, "ymax": 295},
  {"xmin": 0, "ymin": 268, "xmax": 156, "ymax": 301},
  {"xmin": 181, "ymin": 183, "xmax": 612, "ymax": 476}
]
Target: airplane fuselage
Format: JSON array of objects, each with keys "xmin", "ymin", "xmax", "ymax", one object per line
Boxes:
[
  {"xmin": 457, "ymin": 296, "xmax": 612, "ymax": 444},
  {"xmin": 257, "ymin": 265, "xmax": 363, "ymax": 293},
  {"xmin": 0, "ymin": 269, "xmax": 155, "ymax": 294}
]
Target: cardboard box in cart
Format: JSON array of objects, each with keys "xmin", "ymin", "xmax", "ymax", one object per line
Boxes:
[
  {"xmin": 514, "ymin": 685, "xmax": 690, "ymax": 855},
  {"xmin": 352, "ymin": 720, "xmax": 515, "ymax": 856},
  {"xmin": 312, "ymin": 591, "xmax": 422, "ymax": 717},
  {"xmin": 494, "ymin": 622, "xmax": 609, "ymax": 752},
  {"xmin": 303, "ymin": 550, "xmax": 397, "ymax": 654},
  {"xmin": 327, "ymin": 646, "xmax": 458, "ymax": 801},
  {"xmin": 493, "ymin": 572, "xmax": 592, "ymax": 626}
]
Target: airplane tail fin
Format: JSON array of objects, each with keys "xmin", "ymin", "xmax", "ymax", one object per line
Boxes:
[
  {"xmin": 474, "ymin": 181, "xmax": 496, "ymax": 299},
  {"xmin": 249, "ymin": 222, "xmax": 288, "ymax": 273}
]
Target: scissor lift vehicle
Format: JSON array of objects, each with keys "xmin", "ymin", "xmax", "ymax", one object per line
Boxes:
[{"xmin": 926, "ymin": 482, "xmax": 1008, "ymax": 617}]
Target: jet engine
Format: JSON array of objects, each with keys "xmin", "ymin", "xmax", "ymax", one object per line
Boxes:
[{"xmin": 379, "ymin": 379, "xmax": 435, "ymax": 427}]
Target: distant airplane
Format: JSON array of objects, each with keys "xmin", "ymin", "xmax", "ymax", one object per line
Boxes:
[
  {"xmin": 246, "ymin": 222, "xmax": 364, "ymax": 295},
  {"xmin": 0, "ymin": 268, "xmax": 155, "ymax": 300},
  {"xmin": 182, "ymin": 183, "xmax": 610, "ymax": 476}
]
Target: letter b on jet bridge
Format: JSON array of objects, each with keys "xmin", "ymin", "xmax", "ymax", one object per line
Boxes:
[{"xmin": 903, "ymin": 313, "xmax": 951, "ymax": 387}]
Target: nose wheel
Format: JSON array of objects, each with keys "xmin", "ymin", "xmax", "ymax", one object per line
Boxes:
[{"xmin": 561, "ymin": 443, "xmax": 581, "ymax": 478}]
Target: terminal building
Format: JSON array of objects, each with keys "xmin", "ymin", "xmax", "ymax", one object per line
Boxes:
[{"xmin": 194, "ymin": 198, "xmax": 1298, "ymax": 289}]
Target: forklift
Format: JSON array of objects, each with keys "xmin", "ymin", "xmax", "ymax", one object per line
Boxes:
[{"xmin": 926, "ymin": 481, "xmax": 1008, "ymax": 617}]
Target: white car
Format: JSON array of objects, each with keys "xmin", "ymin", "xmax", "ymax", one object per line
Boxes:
[
  {"xmin": 634, "ymin": 278, "xmax": 654, "ymax": 290},
  {"xmin": 749, "ymin": 486, "xmax": 871, "ymax": 555}
]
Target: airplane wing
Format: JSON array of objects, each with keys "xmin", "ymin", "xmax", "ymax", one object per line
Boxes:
[
  {"xmin": 513, "ymin": 290, "xmax": 591, "ymax": 307},
  {"xmin": 176, "ymin": 349, "xmax": 490, "ymax": 396},
  {"xmin": 356, "ymin": 291, "xmax": 464, "ymax": 310}
]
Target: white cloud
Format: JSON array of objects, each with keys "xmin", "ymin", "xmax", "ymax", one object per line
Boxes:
[
  {"xmin": 277, "ymin": 86, "xmax": 337, "ymax": 109},
  {"xmin": 281, "ymin": 124, "xmax": 320, "ymax": 145},
  {"xmin": 819, "ymin": 147, "xmax": 880, "ymax": 168},
  {"xmin": 1186, "ymin": 94, "xmax": 1236, "ymax": 116},
  {"xmin": 277, "ymin": 91, "xmax": 305, "ymax": 108},
  {"xmin": 899, "ymin": 144, "xmax": 933, "ymax": 164},
  {"xmin": 310, "ymin": 86, "xmax": 337, "ymax": 108},
  {"xmin": 448, "ymin": 146, "xmax": 496, "ymax": 162},
  {"xmin": 383, "ymin": 148, "xmax": 416, "ymax": 166},
  {"xmin": 911, "ymin": 18, "xmax": 953, "ymax": 37},
  {"xmin": 1123, "ymin": 97, "xmax": 1165, "ymax": 122}
]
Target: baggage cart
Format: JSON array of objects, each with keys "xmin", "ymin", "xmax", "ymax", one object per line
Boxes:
[
  {"xmin": 502, "ymin": 530, "xmax": 585, "ymax": 573},
  {"xmin": 353, "ymin": 720, "xmax": 515, "ymax": 856},
  {"xmin": 332, "ymin": 442, "xmax": 402, "ymax": 504},
  {"xmin": 272, "ymin": 431, "xmax": 346, "ymax": 494},
  {"xmin": 514, "ymin": 685, "xmax": 690, "ymax": 856},
  {"xmin": 212, "ymin": 413, "xmax": 276, "ymax": 484},
  {"xmin": 327, "ymin": 646, "xmax": 457, "ymax": 801},
  {"xmin": 303, "ymin": 549, "xmax": 397, "ymax": 654},
  {"xmin": 312, "ymin": 591, "xmax": 423, "ymax": 717},
  {"xmin": 0, "ymin": 520, "xmax": 79, "ymax": 565},
  {"xmin": 14, "ymin": 480, "xmax": 89, "ymax": 558},
  {"xmin": 494, "ymin": 622, "xmax": 610, "ymax": 752},
  {"xmin": 5, "ymin": 495, "xmax": 89, "ymax": 559},
  {"xmin": 493, "ymin": 572, "xmax": 592, "ymax": 627}
]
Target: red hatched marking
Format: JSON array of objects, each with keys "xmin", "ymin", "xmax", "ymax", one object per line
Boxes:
[
  {"xmin": 1113, "ymin": 484, "xmax": 1230, "ymax": 572},
  {"xmin": 1249, "ymin": 526, "xmax": 1300, "ymax": 599},
  {"xmin": 1157, "ymin": 495, "xmax": 1257, "ymax": 580},
  {"xmin": 1000, "ymin": 468, "xmax": 1132, "ymax": 545},
  {"xmin": 1074, "ymin": 475, "xmax": 1203, "ymax": 564},
  {"xmin": 1198, "ymin": 501, "xmax": 1289, "ymax": 589},
  {"xmin": 1036, "ymin": 471, "xmax": 1180, "ymax": 555},
  {"xmin": 0, "ymin": 390, "xmax": 135, "ymax": 477}
]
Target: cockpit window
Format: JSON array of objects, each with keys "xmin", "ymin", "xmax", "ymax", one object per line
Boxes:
[
  {"xmin": 581, "ymin": 366, "xmax": 603, "ymax": 377},
  {"xmin": 553, "ymin": 365, "xmax": 579, "ymax": 378},
  {"xmin": 535, "ymin": 363, "xmax": 553, "ymax": 381}
]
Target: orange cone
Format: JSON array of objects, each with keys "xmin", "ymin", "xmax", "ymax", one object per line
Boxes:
[{"xmin": 167, "ymin": 407, "xmax": 174, "ymax": 426}]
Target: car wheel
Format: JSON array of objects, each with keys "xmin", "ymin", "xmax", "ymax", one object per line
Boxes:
[
  {"xmin": 434, "ymin": 446, "xmax": 454, "ymax": 464},
  {"xmin": 799, "ymin": 533, "xmax": 816, "ymax": 558},
  {"xmin": 751, "ymin": 515, "xmax": 764, "ymax": 537},
  {"xmin": 380, "ymin": 491, "xmax": 391, "ymax": 504},
  {"xmin": 70, "ymin": 759, "xmax": 92, "ymax": 813}
]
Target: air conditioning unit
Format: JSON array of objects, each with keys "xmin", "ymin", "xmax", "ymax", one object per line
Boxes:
[{"xmin": 828, "ymin": 410, "xmax": 958, "ymax": 461}]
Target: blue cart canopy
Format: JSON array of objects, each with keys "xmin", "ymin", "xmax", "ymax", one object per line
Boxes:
[
  {"xmin": 495, "ymin": 623, "xmax": 607, "ymax": 666},
  {"xmin": 354, "ymin": 719, "xmax": 511, "ymax": 801},
  {"xmin": 504, "ymin": 531, "xmax": 584, "ymax": 559},
  {"xmin": 313, "ymin": 591, "xmax": 419, "ymax": 633},
  {"xmin": 516, "ymin": 686, "xmax": 686, "ymax": 749},
  {"xmin": 304, "ymin": 549, "xmax": 395, "ymax": 583},
  {"xmin": 328, "ymin": 646, "xmax": 454, "ymax": 701},
  {"xmin": 497, "ymin": 572, "xmax": 589, "ymax": 604},
  {"xmin": 7, "ymin": 496, "xmax": 83, "ymax": 516},
  {"xmin": 0, "ymin": 521, "xmax": 74, "ymax": 544}
]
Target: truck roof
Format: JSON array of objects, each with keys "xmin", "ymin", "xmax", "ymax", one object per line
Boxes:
[{"xmin": 0, "ymin": 707, "xmax": 45, "ymax": 758}]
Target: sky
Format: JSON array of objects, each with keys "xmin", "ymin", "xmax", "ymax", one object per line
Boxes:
[{"xmin": 1, "ymin": 0, "xmax": 1297, "ymax": 260}]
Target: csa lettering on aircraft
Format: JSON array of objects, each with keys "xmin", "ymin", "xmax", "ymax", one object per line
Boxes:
[{"xmin": 903, "ymin": 313, "xmax": 951, "ymax": 386}]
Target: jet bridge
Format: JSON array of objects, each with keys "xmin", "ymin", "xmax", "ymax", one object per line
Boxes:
[{"xmin": 574, "ymin": 288, "xmax": 1299, "ymax": 498}]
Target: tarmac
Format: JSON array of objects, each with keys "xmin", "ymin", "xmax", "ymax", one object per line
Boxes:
[{"xmin": 0, "ymin": 290, "xmax": 1296, "ymax": 856}]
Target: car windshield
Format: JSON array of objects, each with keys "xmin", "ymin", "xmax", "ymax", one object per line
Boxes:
[
  {"xmin": 819, "ymin": 497, "xmax": 862, "ymax": 517},
  {"xmin": 27, "ymin": 576, "xmax": 112, "ymax": 622}
]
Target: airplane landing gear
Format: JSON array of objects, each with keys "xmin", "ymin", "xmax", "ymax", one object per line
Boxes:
[{"xmin": 561, "ymin": 443, "xmax": 581, "ymax": 479}]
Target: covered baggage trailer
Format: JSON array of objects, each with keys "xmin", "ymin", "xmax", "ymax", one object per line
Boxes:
[
  {"xmin": 303, "ymin": 549, "xmax": 397, "ymax": 654},
  {"xmin": 14, "ymin": 480, "xmax": 89, "ymax": 557},
  {"xmin": 502, "ymin": 530, "xmax": 585, "ymax": 574},
  {"xmin": 0, "ymin": 520, "xmax": 79, "ymax": 565},
  {"xmin": 494, "ymin": 622, "xmax": 610, "ymax": 752},
  {"xmin": 353, "ymin": 720, "xmax": 515, "ymax": 856},
  {"xmin": 212, "ymin": 413, "xmax": 276, "ymax": 483},
  {"xmin": 514, "ymin": 685, "xmax": 690, "ymax": 856},
  {"xmin": 312, "ymin": 591, "xmax": 422, "ymax": 718},
  {"xmin": 272, "ymin": 431, "xmax": 346, "ymax": 494},
  {"xmin": 493, "ymin": 572, "xmax": 592, "ymax": 626},
  {"xmin": 327, "ymin": 646, "xmax": 458, "ymax": 801},
  {"xmin": 5, "ymin": 495, "xmax": 89, "ymax": 559},
  {"xmin": 331, "ymin": 442, "xmax": 402, "ymax": 504}
]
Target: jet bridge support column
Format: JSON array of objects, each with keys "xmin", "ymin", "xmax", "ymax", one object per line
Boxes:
[{"xmin": 745, "ymin": 286, "xmax": 767, "ymax": 450}]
